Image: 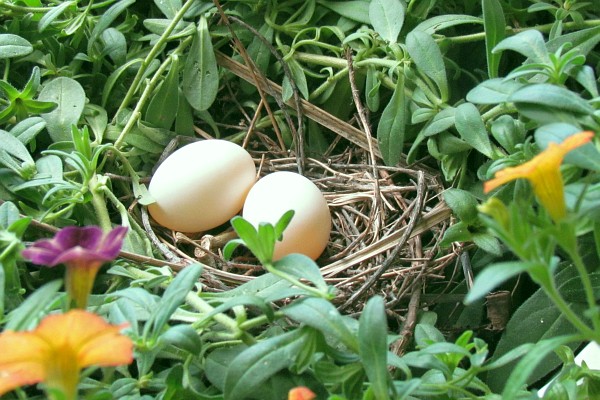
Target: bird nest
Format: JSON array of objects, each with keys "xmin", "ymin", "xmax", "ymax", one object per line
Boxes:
[
  {"xmin": 143, "ymin": 142, "xmax": 455, "ymax": 313},
  {"xmin": 138, "ymin": 50, "xmax": 457, "ymax": 313}
]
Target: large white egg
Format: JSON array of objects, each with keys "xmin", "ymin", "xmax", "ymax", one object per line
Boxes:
[
  {"xmin": 148, "ymin": 140, "xmax": 256, "ymax": 232},
  {"xmin": 242, "ymin": 171, "xmax": 331, "ymax": 260}
]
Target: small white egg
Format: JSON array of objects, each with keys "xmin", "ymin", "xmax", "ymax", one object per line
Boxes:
[
  {"xmin": 242, "ymin": 171, "xmax": 331, "ymax": 260},
  {"xmin": 148, "ymin": 140, "xmax": 256, "ymax": 232}
]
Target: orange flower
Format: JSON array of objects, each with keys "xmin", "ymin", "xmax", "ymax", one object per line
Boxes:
[
  {"xmin": 0, "ymin": 310, "xmax": 133, "ymax": 400},
  {"xmin": 484, "ymin": 131, "xmax": 594, "ymax": 221},
  {"xmin": 288, "ymin": 386, "xmax": 316, "ymax": 400}
]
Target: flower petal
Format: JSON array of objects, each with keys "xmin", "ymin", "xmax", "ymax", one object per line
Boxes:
[
  {"xmin": 0, "ymin": 331, "xmax": 49, "ymax": 396},
  {"xmin": 288, "ymin": 386, "xmax": 316, "ymax": 400},
  {"xmin": 55, "ymin": 226, "xmax": 104, "ymax": 251},
  {"xmin": 22, "ymin": 225, "xmax": 127, "ymax": 267},
  {"xmin": 35, "ymin": 310, "xmax": 133, "ymax": 369},
  {"xmin": 99, "ymin": 226, "xmax": 128, "ymax": 259},
  {"xmin": 21, "ymin": 240, "xmax": 63, "ymax": 266},
  {"xmin": 483, "ymin": 162, "xmax": 533, "ymax": 193}
]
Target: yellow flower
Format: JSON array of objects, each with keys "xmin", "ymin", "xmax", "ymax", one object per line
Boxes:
[
  {"xmin": 484, "ymin": 131, "xmax": 594, "ymax": 221},
  {"xmin": 0, "ymin": 310, "xmax": 133, "ymax": 400}
]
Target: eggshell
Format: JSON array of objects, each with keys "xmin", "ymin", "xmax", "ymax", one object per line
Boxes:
[
  {"xmin": 242, "ymin": 171, "xmax": 331, "ymax": 260},
  {"xmin": 148, "ymin": 140, "xmax": 256, "ymax": 232}
]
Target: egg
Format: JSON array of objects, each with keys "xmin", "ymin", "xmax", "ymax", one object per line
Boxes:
[
  {"xmin": 148, "ymin": 140, "xmax": 256, "ymax": 232},
  {"xmin": 242, "ymin": 171, "xmax": 331, "ymax": 260}
]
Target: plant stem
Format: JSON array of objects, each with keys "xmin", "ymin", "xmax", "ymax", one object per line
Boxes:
[
  {"xmin": 544, "ymin": 277, "xmax": 600, "ymax": 342},
  {"xmin": 186, "ymin": 293, "xmax": 257, "ymax": 345},
  {"xmin": 113, "ymin": 0, "xmax": 196, "ymax": 123},
  {"xmin": 113, "ymin": 35, "xmax": 191, "ymax": 149},
  {"xmin": 238, "ymin": 311, "xmax": 285, "ymax": 331},
  {"xmin": 113, "ymin": 56, "xmax": 171, "ymax": 149},
  {"xmin": 565, "ymin": 245, "xmax": 600, "ymax": 333},
  {"xmin": 443, "ymin": 19, "xmax": 600, "ymax": 45},
  {"xmin": 551, "ymin": 222, "xmax": 600, "ymax": 334},
  {"xmin": 89, "ymin": 175, "xmax": 113, "ymax": 231},
  {"xmin": 123, "ymin": 265, "xmax": 256, "ymax": 344}
]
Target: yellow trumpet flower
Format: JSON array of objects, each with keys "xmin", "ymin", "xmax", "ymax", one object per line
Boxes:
[{"xmin": 484, "ymin": 131, "xmax": 594, "ymax": 222}]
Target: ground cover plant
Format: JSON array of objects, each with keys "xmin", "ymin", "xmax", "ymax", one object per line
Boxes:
[{"xmin": 0, "ymin": 0, "xmax": 599, "ymax": 399}]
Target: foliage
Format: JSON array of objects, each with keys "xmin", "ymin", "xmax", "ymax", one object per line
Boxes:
[{"xmin": 0, "ymin": 0, "xmax": 599, "ymax": 398}]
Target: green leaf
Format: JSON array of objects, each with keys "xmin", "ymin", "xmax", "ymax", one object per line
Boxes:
[
  {"xmin": 546, "ymin": 25, "xmax": 600, "ymax": 57},
  {"xmin": 406, "ymin": 30, "xmax": 448, "ymax": 101},
  {"xmin": 0, "ymin": 130, "xmax": 35, "ymax": 164},
  {"xmin": 454, "ymin": 102, "xmax": 494, "ymax": 158},
  {"xmin": 88, "ymin": 0, "xmax": 136, "ymax": 53},
  {"xmin": 0, "ymin": 34, "xmax": 33, "ymax": 59},
  {"xmin": 465, "ymin": 261, "xmax": 531, "ymax": 304},
  {"xmin": 145, "ymin": 263, "xmax": 202, "ymax": 339},
  {"xmin": 282, "ymin": 57, "xmax": 309, "ymax": 101},
  {"xmin": 482, "ymin": 0, "xmax": 505, "ymax": 78},
  {"xmin": 0, "ymin": 79, "xmax": 20, "ymax": 100},
  {"xmin": 273, "ymin": 253, "xmax": 328, "ymax": 293},
  {"xmin": 5, "ymin": 280, "xmax": 63, "ymax": 331},
  {"xmin": 369, "ymin": 0, "xmax": 405, "ymax": 43},
  {"xmin": 101, "ymin": 28, "xmax": 128, "ymax": 65},
  {"xmin": 223, "ymin": 328, "xmax": 309, "ymax": 400},
  {"xmin": 283, "ymin": 297, "xmax": 359, "ymax": 352},
  {"xmin": 565, "ymin": 183, "xmax": 600, "ymax": 220},
  {"xmin": 154, "ymin": 0, "xmax": 182, "ymax": 19},
  {"xmin": 487, "ymin": 266, "xmax": 584, "ymax": 392},
  {"xmin": 212, "ymin": 272, "xmax": 303, "ymax": 302},
  {"xmin": 38, "ymin": 1, "xmax": 76, "ymax": 33},
  {"xmin": 161, "ymin": 324, "xmax": 202, "ymax": 354},
  {"xmin": 143, "ymin": 18, "xmax": 190, "ymax": 37},
  {"xmin": 414, "ymin": 322, "xmax": 445, "ymax": 346},
  {"xmin": 102, "ymin": 58, "xmax": 143, "ymax": 108},
  {"xmin": 274, "ymin": 210, "xmax": 295, "ymax": 239},
  {"xmin": 377, "ymin": 74, "xmax": 406, "ymax": 166},
  {"xmin": 359, "ymin": 296, "xmax": 390, "ymax": 400},
  {"xmin": 502, "ymin": 335, "xmax": 579, "ymax": 399},
  {"xmin": 559, "ymin": 271, "xmax": 600, "ymax": 303},
  {"xmin": 508, "ymin": 84, "xmax": 595, "ymax": 116},
  {"xmin": 38, "ymin": 77, "xmax": 86, "ymax": 142},
  {"xmin": 315, "ymin": 0, "xmax": 371, "ymax": 24},
  {"xmin": 471, "ymin": 233, "xmax": 502, "ymax": 256},
  {"xmin": 242, "ymin": 23, "xmax": 273, "ymax": 94},
  {"xmin": 146, "ymin": 56, "xmax": 180, "ymax": 130},
  {"xmin": 442, "ymin": 188, "xmax": 479, "ymax": 224},
  {"xmin": 439, "ymin": 152, "xmax": 465, "ymax": 181},
  {"xmin": 183, "ymin": 16, "xmax": 219, "ymax": 111},
  {"xmin": 0, "ymin": 201, "xmax": 21, "ymax": 229},
  {"xmin": 10, "ymin": 117, "xmax": 46, "ymax": 144},
  {"xmin": 493, "ymin": 29, "xmax": 549, "ymax": 63},
  {"xmin": 490, "ymin": 115, "xmax": 525, "ymax": 153},
  {"xmin": 421, "ymin": 107, "xmax": 455, "ymax": 137},
  {"xmin": 413, "ymin": 14, "xmax": 482, "ymax": 34},
  {"xmin": 439, "ymin": 221, "xmax": 472, "ymax": 247},
  {"xmin": 365, "ymin": 66, "xmax": 381, "ymax": 112},
  {"xmin": 174, "ymin": 89, "xmax": 194, "ymax": 136}
]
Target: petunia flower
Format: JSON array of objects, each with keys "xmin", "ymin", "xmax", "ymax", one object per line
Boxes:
[
  {"xmin": 22, "ymin": 225, "xmax": 128, "ymax": 309},
  {"xmin": 484, "ymin": 131, "xmax": 594, "ymax": 222},
  {"xmin": 0, "ymin": 309, "xmax": 133, "ymax": 400},
  {"xmin": 288, "ymin": 386, "xmax": 316, "ymax": 400}
]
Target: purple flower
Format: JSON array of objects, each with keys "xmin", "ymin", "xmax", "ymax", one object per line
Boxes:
[
  {"xmin": 22, "ymin": 226, "xmax": 128, "ymax": 309},
  {"xmin": 22, "ymin": 226, "xmax": 127, "ymax": 267}
]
